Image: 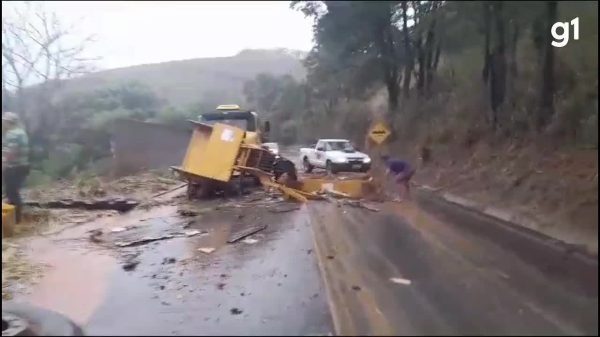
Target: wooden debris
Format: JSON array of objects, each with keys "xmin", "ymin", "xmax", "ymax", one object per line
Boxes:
[
  {"xmin": 88, "ymin": 229, "xmax": 103, "ymax": 243},
  {"xmin": 268, "ymin": 205, "xmax": 301, "ymax": 213},
  {"xmin": 114, "ymin": 234, "xmax": 175, "ymax": 247},
  {"xmin": 151, "ymin": 183, "xmax": 186, "ymax": 198},
  {"xmin": 198, "ymin": 247, "xmax": 216, "ymax": 254},
  {"xmin": 227, "ymin": 224, "xmax": 267, "ymax": 243},
  {"xmin": 390, "ymin": 277, "xmax": 412, "ymax": 285}
]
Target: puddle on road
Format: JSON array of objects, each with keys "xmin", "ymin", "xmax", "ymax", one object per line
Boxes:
[{"xmin": 11, "ymin": 195, "xmax": 325, "ymax": 334}]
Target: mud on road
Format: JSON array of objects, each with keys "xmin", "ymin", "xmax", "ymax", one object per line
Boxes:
[{"xmin": 7, "ymin": 188, "xmax": 333, "ymax": 336}]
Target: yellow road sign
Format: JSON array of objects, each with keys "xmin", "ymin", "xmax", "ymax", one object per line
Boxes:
[{"xmin": 368, "ymin": 121, "xmax": 391, "ymax": 144}]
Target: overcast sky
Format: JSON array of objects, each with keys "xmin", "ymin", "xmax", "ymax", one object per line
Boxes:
[{"xmin": 12, "ymin": 1, "xmax": 315, "ymax": 71}]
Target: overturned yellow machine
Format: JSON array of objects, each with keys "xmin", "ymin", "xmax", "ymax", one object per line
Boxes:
[{"xmin": 172, "ymin": 107, "xmax": 378, "ymax": 202}]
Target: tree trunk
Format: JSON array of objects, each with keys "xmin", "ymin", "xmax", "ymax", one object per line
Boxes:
[
  {"xmin": 507, "ymin": 20, "xmax": 519, "ymax": 109},
  {"xmin": 401, "ymin": 1, "xmax": 412, "ymax": 99},
  {"xmin": 416, "ymin": 36, "xmax": 425, "ymax": 97},
  {"xmin": 387, "ymin": 76, "xmax": 400, "ymax": 111},
  {"xmin": 482, "ymin": 3, "xmax": 492, "ymax": 82},
  {"xmin": 433, "ymin": 42, "xmax": 442, "ymax": 72},
  {"xmin": 538, "ymin": 1, "xmax": 557, "ymax": 130},
  {"xmin": 489, "ymin": 1, "xmax": 506, "ymax": 131},
  {"xmin": 424, "ymin": 23, "xmax": 436, "ymax": 95}
]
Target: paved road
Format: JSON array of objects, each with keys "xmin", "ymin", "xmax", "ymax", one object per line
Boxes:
[
  {"xmin": 309, "ymin": 196, "xmax": 598, "ymax": 335},
  {"xmin": 17, "ymin": 197, "xmax": 333, "ymax": 336},
  {"xmin": 11, "ymin": 145, "xmax": 598, "ymax": 336}
]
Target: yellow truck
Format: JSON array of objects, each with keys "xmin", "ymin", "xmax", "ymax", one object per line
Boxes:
[
  {"xmin": 198, "ymin": 104, "xmax": 271, "ymax": 146},
  {"xmin": 173, "ymin": 104, "xmax": 297, "ymax": 199}
]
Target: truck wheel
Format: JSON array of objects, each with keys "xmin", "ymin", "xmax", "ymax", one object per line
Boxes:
[
  {"xmin": 187, "ymin": 180, "xmax": 213, "ymax": 199},
  {"xmin": 326, "ymin": 161, "xmax": 336, "ymax": 175},
  {"xmin": 2, "ymin": 302, "xmax": 84, "ymax": 336},
  {"xmin": 303, "ymin": 157, "xmax": 314, "ymax": 173}
]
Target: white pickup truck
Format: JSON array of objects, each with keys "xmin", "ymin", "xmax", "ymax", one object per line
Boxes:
[{"xmin": 300, "ymin": 139, "xmax": 371, "ymax": 174}]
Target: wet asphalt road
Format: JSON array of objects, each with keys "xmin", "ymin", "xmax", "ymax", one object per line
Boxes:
[
  {"xmin": 86, "ymin": 208, "xmax": 332, "ymax": 335},
  {"xmin": 10, "ymin": 146, "xmax": 598, "ymax": 335},
  {"xmin": 17, "ymin": 199, "xmax": 333, "ymax": 336},
  {"xmin": 309, "ymin": 197, "xmax": 598, "ymax": 335}
]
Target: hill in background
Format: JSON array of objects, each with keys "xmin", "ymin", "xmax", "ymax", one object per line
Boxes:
[{"xmin": 52, "ymin": 48, "xmax": 307, "ymax": 108}]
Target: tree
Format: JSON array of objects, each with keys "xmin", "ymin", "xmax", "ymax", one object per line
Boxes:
[
  {"xmin": 2, "ymin": 2, "xmax": 96, "ymax": 127},
  {"xmin": 400, "ymin": 1, "xmax": 412, "ymax": 98},
  {"xmin": 538, "ymin": 0, "xmax": 557, "ymax": 130},
  {"xmin": 293, "ymin": 1, "xmax": 403, "ymax": 111}
]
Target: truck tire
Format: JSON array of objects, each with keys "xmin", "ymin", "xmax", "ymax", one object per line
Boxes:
[
  {"xmin": 326, "ymin": 160, "xmax": 336, "ymax": 175},
  {"xmin": 187, "ymin": 180, "xmax": 213, "ymax": 199},
  {"xmin": 303, "ymin": 157, "xmax": 314, "ymax": 173},
  {"xmin": 2, "ymin": 302, "xmax": 84, "ymax": 336}
]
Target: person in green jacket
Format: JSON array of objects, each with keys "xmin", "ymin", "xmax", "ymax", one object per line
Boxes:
[{"xmin": 2, "ymin": 111, "xmax": 30, "ymax": 223}]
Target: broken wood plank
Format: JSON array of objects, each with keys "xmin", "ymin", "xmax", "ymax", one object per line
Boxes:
[
  {"xmin": 269, "ymin": 205, "xmax": 301, "ymax": 213},
  {"xmin": 151, "ymin": 183, "xmax": 187, "ymax": 198},
  {"xmin": 227, "ymin": 224, "xmax": 267, "ymax": 244},
  {"xmin": 114, "ymin": 234, "xmax": 175, "ymax": 247}
]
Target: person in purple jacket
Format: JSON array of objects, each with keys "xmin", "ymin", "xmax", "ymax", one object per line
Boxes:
[{"xmin": 381, "ymin": 154, "xmax": 416, "ymax": 202}]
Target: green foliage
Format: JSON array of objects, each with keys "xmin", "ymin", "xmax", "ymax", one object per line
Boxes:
[
  {"xmin": 152, "ymin": 106, "xmax": 199, "ymax": 125},
  {"xmin": 25, "ymin": 81, "xmax": 164, "ymax": 180}
]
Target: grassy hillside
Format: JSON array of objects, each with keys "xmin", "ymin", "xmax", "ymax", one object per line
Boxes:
[{"xmin": 49, "ymin": 48, "xmax": 307, "ymax": 107}]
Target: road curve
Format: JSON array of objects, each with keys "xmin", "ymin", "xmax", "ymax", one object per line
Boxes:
[{"xmin": 308, "ymin": 196, "xmax": 598, "ymax": 335}]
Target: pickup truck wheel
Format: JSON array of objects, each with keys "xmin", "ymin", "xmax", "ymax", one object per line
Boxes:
[
  {"xmin": 303, "ymin": 157, "xmax": 314, "ymax": 173},
  {"xmin": 326, "ymin": 160, "xmax": 336, "ymax": 175}
]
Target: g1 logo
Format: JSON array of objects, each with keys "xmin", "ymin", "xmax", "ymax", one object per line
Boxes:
[{"xmin": 551, "ymin": 17, "xmax": 579, "ymax": 48}]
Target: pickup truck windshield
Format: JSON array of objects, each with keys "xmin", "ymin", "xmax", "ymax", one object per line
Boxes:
[{"xmin": 325, "ymin": 141, "xmax": 354, "ymax": 151}]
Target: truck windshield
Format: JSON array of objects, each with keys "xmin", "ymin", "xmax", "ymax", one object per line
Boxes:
[
  {"xmin": 326, "ymin": 141, "xmax": 354, "ymax": 151},
  {"xmin": 200, "ymin": 118, "xmax": 248, "ymax": 130}
]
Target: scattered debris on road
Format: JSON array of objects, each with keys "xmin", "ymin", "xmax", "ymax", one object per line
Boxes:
[
  {"xmin": 198, "ymin": 247, "xmax": 216, "ymax": 254},
  {"xmin": 227, "ymin": 224, "xmax": 267, "ymax": 243},
  {"xmin": 230, "ymin": 308, "xmax": 243, "ymax": 315},
  {"xmin": 162, "ymin": 257, "xmax": 177, "ymax": 265},
  {"xmin": 184, "ymin": 229, "xmax": 204, "ymax": 237},
  {"xmin": 390, "ymin": 277, "xmax": 412, "ymax": 285},
  {"xmin": 177, "ymin": 209, "xmax": 199, "ymax": 217},
  {"xmin": 269, "ymin": 204, "xmax": 301, "ymax": 213},
  {"xmin": 341, "ymin": 200, "xmax": 380, "ymax": 212},
  {"xmin": 115, "ymin": 234, "xmax": 175, "ymax": 247},
  {"xmin": 88, "ymin": 229, "xmax": 103, "ymax": 243},
  {"xmin": 25, "ymin": 197, "xmax": 139, "ymax": 212},
  {"xmin": 122, "ymin": 260, "xmax": 140, "ymax": 271},
  {"xmin": 110, "ymin": 226, "xmax": 136, "ymax": 233},
  {"xmin": 151, "ymin": 183, "xmax": 187, "ymax": 198},
  {"xmin": 241, "ymin": 237, "xmax": 259, "ymax": 244}
]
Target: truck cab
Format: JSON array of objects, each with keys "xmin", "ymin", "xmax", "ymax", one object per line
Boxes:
[{"xmin": 198, "ymin": 105, "xmax": 270, "ymax": 145}]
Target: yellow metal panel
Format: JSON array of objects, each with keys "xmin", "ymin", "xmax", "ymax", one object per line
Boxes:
[
  {"xmin": 2, "ymin": 203, "xmax": 16, "ymax": 237},
  {"xmin": 299, "ymin": 178, "xmax": 368, "ymax": 199},
  {"xmin": 182, "ymin": 125, "xmax": 211, "ymax": 173},
  {"xmin": 195, "ymin": 123, "xmax": 245, "ymax": 182}
]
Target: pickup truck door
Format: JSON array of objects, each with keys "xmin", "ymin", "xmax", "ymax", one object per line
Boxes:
[{"xmin": 314, "ymin": 141, "xmax": 326, "ymax": 167}]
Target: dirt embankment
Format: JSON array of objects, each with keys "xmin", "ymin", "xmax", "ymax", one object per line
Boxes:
[{"xmin": 399, "ymin": 140, "xmax": 598, "ymax": 255}]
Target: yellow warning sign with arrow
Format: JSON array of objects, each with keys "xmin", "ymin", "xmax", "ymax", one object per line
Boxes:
[{"xmin": 368, "ymin": 121, "xmax": 391, "ymax": 144}]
